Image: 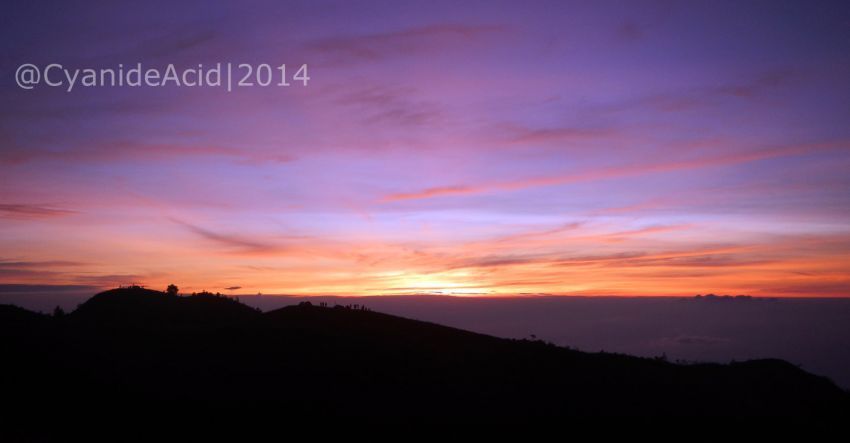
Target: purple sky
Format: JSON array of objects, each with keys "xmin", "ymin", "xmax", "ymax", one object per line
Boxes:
[{"xmin": 1, "ymin": 0, "xmax": 849, "ymax": 297}]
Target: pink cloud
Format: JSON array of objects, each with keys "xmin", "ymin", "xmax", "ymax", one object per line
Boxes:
[{"xmin": 382, "ymin": 140, "xmax": 849, "ymax": 201}]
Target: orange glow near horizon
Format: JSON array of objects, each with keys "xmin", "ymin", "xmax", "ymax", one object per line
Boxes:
[{"xmin": 4, "ymin": 213, "xmax": 849, "ymax": 297}]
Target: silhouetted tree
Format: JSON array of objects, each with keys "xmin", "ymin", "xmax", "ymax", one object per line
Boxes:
[
  {"xmin": 53, "ymin": 306, "xmax": 65, "ymax": 318},
  {"xmin": 166, "ymin": 284, "xmax": 179, "ymax": 296}
]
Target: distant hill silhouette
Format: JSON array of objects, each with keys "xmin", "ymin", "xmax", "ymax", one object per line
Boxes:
[{"xmin": 2, "ymin": 286, "xmax": 848, "ymax": 429}]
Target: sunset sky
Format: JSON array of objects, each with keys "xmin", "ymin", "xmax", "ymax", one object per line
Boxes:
[{"xmin": 1, "ymin": 0, "xmax": 849, "ymax": 297}]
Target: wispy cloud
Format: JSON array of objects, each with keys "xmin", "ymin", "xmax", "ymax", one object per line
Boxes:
[
  {"xmin": 598, "ymin": 69, "xmax": 799, "ymax": 114},
  {"xmin": 0, "ymin": 283, "xmax": 98, "ymax": 293},
  {"xmin": 0, "ymin": 204, "xmax": 77, "ymax": 219},
  {"xmin": 333, "ymin": 85, "xmax": 443, "ymax": 128},
  {"xmin": 382, "ymin": 140, "xmax": 848, "ymax": 201},
  {"xmin": 1, "ymin": 141, "xmax": 296, "ymax": 165},
  {"xmin": 0, "ymin": 259, "xmax": 86, "ymax": 269},
  {"xmin": 171, "ymin": 218, "xmax": 287, "ymax": 255},
  {"xmin": 307, "ymin": 24, "xmax": 509, "ymax": 62}
]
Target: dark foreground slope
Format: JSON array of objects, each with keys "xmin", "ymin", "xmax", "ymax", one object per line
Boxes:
[{"xmin": 2, "ymin": 287, "xmax": 848, "ymax": 422}]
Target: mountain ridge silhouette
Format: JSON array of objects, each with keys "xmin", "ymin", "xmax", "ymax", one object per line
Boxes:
[{"xmin": 2, "ymin": 286, "xmax": 848, "ymax": 424}]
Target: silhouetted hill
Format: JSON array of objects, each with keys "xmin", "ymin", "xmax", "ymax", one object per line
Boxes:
[
  {"xmin": 71, "ymin": 286, "xmax": 260, "ymax": 326},
  {"xmin": 0, "ymin": 304, "xmax": 48, "ymax": 325},
  {"xmin": 2, "ymin": 287, "xmax": 848, "ymax": 430}
]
